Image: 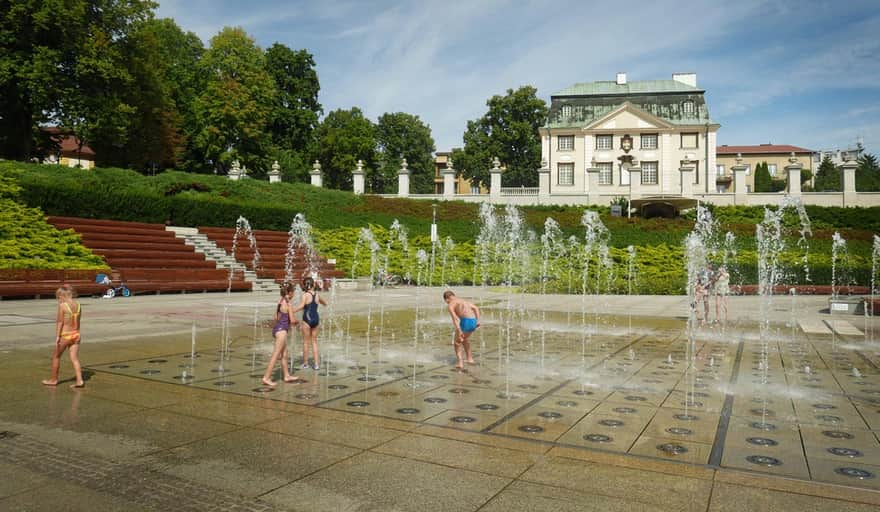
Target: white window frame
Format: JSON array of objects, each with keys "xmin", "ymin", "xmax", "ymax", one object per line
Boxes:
[
  {"xmin": 558, "ymin": 135, "xmax": 574, "ymax": 151},
  {"xmin": 683, "ymin": 100, "xmax": 695, "ymax": 115},
  {"xmin": 640, "ymin": 133, "xmax": 658, "ymax": 150},
  {"xmin": 557, "ymin": 162, "xmax": 574, "ymax": 185},
  {"xmin": 598, "ymin": 162, "xmax": 613, "ymax": 185},
  {"xmin": 641, "ymin": 161, "xmax": 658, "ymax": 185},
  {"xmin": 745, "ymin": 163, "xmax": 751, "ymax": 176},
  {"xmin": 561, "ymin": 105, "xmax": 572, "ymax": 118},
  {"xmin": 768, "ymin": 163, "xmax": 777, "ymax": 176},
  {"xmin": 596, "ymin": 135, "xmax": 613, "ymax": 150},
  {"xmin": 716, "ymin": 164, "xmax": 726, "ymax": 176}
]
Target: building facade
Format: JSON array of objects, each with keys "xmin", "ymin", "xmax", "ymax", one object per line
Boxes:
[
  {"xmin": 433, "ymin": 151, "xmax": 485, "ymax": 195},
  {"xmin": 539, "ymin": 73, "xmax": 719, "ymax": 199},
  {"xmin": 716, "ymin": 144, "xmax": 813, "ymax": 192},
  {"xmin": 812, "ymin": 139, "xmax": 865, "ymax": 168},
  {"xmin": 40, "ymin": 127, "xmax": 96, "ymax": 169}
]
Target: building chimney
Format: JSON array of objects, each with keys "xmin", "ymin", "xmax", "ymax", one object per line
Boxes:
[
  {"xmin": 616, "ymin": 72, "xmax": 627, "ymax": 85},
  {"xmin": 672, "ymin": 72, "xmax": 697, "ymax": 88}
]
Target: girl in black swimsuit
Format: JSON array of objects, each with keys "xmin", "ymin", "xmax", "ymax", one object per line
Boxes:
[{"xmin": 292, "ymin": 277, "xmax": 328, "ymax": 370}]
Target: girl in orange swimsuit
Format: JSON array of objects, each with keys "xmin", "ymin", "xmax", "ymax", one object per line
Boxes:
[{"xmin": 42, "ymin": 284, "xmax": 84, "ymax": 388}]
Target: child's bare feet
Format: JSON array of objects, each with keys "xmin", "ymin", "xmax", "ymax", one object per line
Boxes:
[
  {"xmin": 261, "ymin": 378, "xmax": 277, "ymax": 387},
  {"xmin": 70, "ymin": 382, "xmax": 85, "ymax": 389},
  {"xmin": 283, "ymin": 376, "xmax": 301, "ymax": 383},
  {"xmin": 41, "ymin": 379, "xmax": 58, "ymax": 386},
  {"xmin": 454, "ymin": 364, "xmax": 464, "ymax": 370},
  {"xmin": 466, "ymin": 360, "xmax": 476, "ymax": 365}
]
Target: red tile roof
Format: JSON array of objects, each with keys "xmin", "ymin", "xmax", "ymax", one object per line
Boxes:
[
  {"xmin": 41, "ymin": 127, "xmax": 96, "ymax": 157},
  {"xmin": 717, "ymin": 144, "xmax": 812, "ymax": 155}
]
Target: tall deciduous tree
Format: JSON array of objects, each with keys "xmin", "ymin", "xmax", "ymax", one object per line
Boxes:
[
  {"xmin": 93, "ymin": 17, "xmax": 204, "ymax": 171},
  {"xmin": 312, "ymin": 108, "xmax": 376, "ymax": 191},
  {"xmin": 194, "ymin": 27, "xmax": 275, "ymax": 175},
  {"xmin": 264, "ymin": 43, "xmax": 321, "ymax": 182},
  {"xmin": 376, "ymin": 112, "xmax": 436, "ymax": 194},
  {"xmin": 0, "ymin": 0, "xmax": 154, "ymax": 160},
  {"xmin": 452, "ymin": 86, "xmax": 547, "ymax": 188},
  {"xmin": 264, "ymin": 43, "xmax": 321, "ymax": 151},
  {"xmin": 814, "ymin": 155, "xmax": 841, "ymax": 191}
]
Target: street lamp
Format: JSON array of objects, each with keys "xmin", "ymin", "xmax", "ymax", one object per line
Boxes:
[{"xmin": 429, "ymin": 203, "xmax": 438, "ymax": 287}]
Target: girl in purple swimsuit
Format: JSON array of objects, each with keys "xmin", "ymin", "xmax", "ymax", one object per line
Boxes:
[{"xmin": 261, "ymin": 283, "xmax": 301, "ymax": 386}]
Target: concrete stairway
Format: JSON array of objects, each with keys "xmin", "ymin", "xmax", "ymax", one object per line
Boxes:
[{"xmin": 166, "ymin": 227, "xmax": 277, "ymax": 293}]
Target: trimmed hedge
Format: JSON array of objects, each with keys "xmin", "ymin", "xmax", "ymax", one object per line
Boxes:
[{"xmin": 2, "ymin": 161, "xmax": 877, "ymax": 292}]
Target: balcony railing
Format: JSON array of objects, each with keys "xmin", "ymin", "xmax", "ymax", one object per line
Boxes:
[{"xmin": 501, "ymin": 187, "xmax": 539, "ymax": 196}]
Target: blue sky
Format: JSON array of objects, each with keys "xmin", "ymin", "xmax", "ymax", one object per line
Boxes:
[{"xmin": 157, "ymin": 0, "xmax": 879, "ymax": 156}]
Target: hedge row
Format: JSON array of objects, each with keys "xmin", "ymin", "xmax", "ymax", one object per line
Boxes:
[{"xmin": 2, "ymin": 161, "xmax": 877, "ymax": 290}]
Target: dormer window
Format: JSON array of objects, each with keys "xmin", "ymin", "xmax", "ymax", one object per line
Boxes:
[
  {"xmin": 561, "ymin": 105, "xmax": 572, "ymax": 118},
  {"xmin": 683, "ymin": 100, "xmax": 695, "ymax": 115}
]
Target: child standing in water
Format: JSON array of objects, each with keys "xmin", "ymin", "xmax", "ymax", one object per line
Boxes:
[
  {"xmin": 42, "ymin": 284, "xmax": 84, "ymax": 388},
  {"xmin": 261, "ymin": 283, "xmax": 302, "ymax": 386},
  {"xmin": 292, "ymin": 277, "xmax": 327, "ymax": 370},
  {"xmin": 443, "ymin": 290, "xmax": 480, "ymax": 369}
]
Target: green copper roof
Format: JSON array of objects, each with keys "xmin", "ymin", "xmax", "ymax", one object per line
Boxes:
[
  {"xmin": 553, "ymin": 80, "xmax": 702, "ymax": 96},
  {"xmin": 544, "ymin": 86, "xmax": 716, "ymax": 129}
]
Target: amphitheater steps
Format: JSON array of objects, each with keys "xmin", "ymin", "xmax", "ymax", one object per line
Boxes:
[
  {"xmin": 42, "ymin": 217, "xmax": 252, "ymax": 296},
  {"xmin": 166, "ymin": 227, "xmax": 277, "ymax": 293}
]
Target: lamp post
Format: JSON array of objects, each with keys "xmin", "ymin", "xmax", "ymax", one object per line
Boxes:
[{"xmin": 429, "ymin": 203, "xmax": 438, "ymax": 287}]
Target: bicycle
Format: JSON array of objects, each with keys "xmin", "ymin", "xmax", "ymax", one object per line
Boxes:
[
  {"xmin": 374, "ymin": 270, "xmax": 402, "ymax": 288},
  {"xmin": 96, "ymin": 273, "xmax": 131, "ymax": 298}
]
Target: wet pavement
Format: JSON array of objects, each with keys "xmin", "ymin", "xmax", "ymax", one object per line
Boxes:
[{"xmin": 1, "ymin": 288, "xmax": 879, "ymax": 511}]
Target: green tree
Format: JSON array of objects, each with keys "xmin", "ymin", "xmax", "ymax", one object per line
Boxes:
[
  {"xmin": 93, "ymin": 17, "xmax": 204, "ymax": 171},
  {"xmin": 753, "ymin": 161, "xmax": 772, "ymax": 192},
  {"xmin": 264, "ymin": 43, "xmax": 322, "ymax": 182},
  {"xmin": 814, "ymin": 155, "xmax": 841, "ymax": 191},
  {"xmin": 0, "ymin": 0, "xmax": 155, "ymax": 161},
  {"xmin": 264, "ymin": 44, "xmax": 321, "ymax": 151},
  {"xmin": 453, "ymin": 86, "xmax": 548, "ymax": 187},
  {"xmin": 194, "ymin": 27, "xmax": 276, "ymax": 176},
  {"xmin": 856, "ymin": 153, "xmax": 880, "ymax": 192},
  {"xmin": 376, "ymin": 112, "xmax": 436, "ymax": 194},
  {"xmin": 312, "ymin": 107, "xmax": 376, "ymax": 190}
]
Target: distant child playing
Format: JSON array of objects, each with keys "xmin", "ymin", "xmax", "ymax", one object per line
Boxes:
[
  {"xmin": 443, "ymin": 290, "xmax": 481, "ymax": 369},
  {"xmin": 42, "ymin": 284, "xmax": 84, "ymax": 388}
]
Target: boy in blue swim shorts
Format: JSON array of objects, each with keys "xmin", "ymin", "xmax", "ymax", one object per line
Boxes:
[{"xmin": 444, "ymin": 290, "xmax": 481, "ymax": 369}]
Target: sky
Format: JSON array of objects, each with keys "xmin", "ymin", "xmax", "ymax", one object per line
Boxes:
[{"xmin": 156, "ymin": 0, "xmax": 880, "ymax": 156}]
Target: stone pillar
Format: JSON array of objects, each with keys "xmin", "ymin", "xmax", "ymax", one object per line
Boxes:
[
  {"xmin": 628, "ymin": 165, "xmax": 642, "ymax": 200},
  {"xmin": 228, "ymin": 160, "xmax": 242, "ymax": 181},
  {"xmin": 679, "ymin": 165, "xmax": 694, "ymax": 197},
  {"xmin": 442, "ymin": 157, "xmax": 456, "ymax": 198},
  {"xmin": 309, "ymin": 160, "xmax": 322, "ymax": 187},
  {"xmin": 538, "ymin": 158, "xmax": 550, "ymax": 200},
  {"xmin": 489, "ymin": 157, "xmax": 502, "ymax": 199},
  {"xmin": 397, "ymin": 158, "xmax": 410, "ymax": 197},
  {"xmin": 731, "ymin": 153, "xmax": 748, "ymax": 205},
  {"xmin": 586, "ymin": 163, "xmax": 600, "ymax": 205},
  {"xmin": 842, "ymin": 156, "xmax": 858, "ymax": 206},
  {"xmin": 784, "ymin": 152, "xmax": 802, "ymax": 197},
  {"xmin": 268, "ymin": 160, "xmax": 282, "ymax": 183},
  {"xmin": 352, "ymin": 160, "xmax": 365, "ymax": 195}
]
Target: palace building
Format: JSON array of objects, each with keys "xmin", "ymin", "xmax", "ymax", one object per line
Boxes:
[{"xmin": 539, "ymin": 72, "xmax": 719, "ymax": 201}]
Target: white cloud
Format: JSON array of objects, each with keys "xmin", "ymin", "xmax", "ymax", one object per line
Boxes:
[{"xmin": 156, "ymin": 0, "xmax": 880, "ymax": 153}]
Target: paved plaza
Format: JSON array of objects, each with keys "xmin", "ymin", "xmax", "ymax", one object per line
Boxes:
[{"xmin": 1, "ymin": 288, "xmax": 879, "ymax": 511}]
